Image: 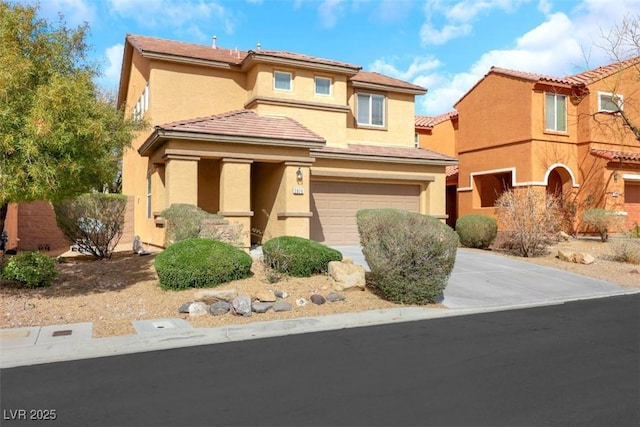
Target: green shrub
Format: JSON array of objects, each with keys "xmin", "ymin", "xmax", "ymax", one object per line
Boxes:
[
  {"xmin": 582, "ymin": 209, "xmax": 625, "ymax": 242},
  {"xmin": 161, "ymin": 204, "xmax": 243, "ymax": 247},
  {"xmin": 154, "ymin": 238, "xmax": 252, "ymax": 290},
  {"xmin": 610, "ymin": 235, "xmax": 640, "ymax": 264},
  {"xmin": 53, "ymin": 193, "xmax": 127, "ymax": 259},
  {"xmin": 356, "ymin": 209, "xmax": 459, "ymax": 305},
  {"xmin": 456, "ymin": 214, "xmax": 497, "ymax": 249},
  {"xmin": 262, "ymin": 236, "xmax": 342, "ymax": 277},
  {"xmin": 1, "ymin": 251, "xmax": 57, "ymax": 288}
]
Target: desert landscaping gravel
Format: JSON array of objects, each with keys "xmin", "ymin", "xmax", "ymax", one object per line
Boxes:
[{"xmin": 1, "ymin": 238, "xmax": 638, "ymax": 338}]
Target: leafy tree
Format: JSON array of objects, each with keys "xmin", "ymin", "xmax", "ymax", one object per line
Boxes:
[{"xmin": 0, "ymin": 2, "xmax": 143, "ymax": 213}]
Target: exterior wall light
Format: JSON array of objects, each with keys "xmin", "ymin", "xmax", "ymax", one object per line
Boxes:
[
  {"xmin": 296, "ymin": 167, "xmax": 303, "ymax": 183},
  {"xmin": 613, "ymin": 171, "xmax": 619, "ymax": 182}
]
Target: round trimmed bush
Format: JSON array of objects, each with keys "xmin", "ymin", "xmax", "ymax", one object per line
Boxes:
[
  {"xmin": 456, "ymin": 214, "xmax": 498, "ymax": 249},
  {"xmin": 357, "ymin": 209, "xmax": 458, "ymax": 305},
  {"xmin": 1, "ymin": 251, "xmax": 57, "ymax": 288},
  {"xmin": 154, "ymin": 238, "xmax": 252, "ymax": 290},
  {"xmin": 262, "ymin": 236, "xmax": 342, "ymax": 277}
]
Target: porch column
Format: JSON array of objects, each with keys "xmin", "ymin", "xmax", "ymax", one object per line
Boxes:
[
  {"xmin": 164, "ymin": 155, "xmax": 199, "ymax": 207},
  {"xmin": 276, "ymin": 162, "xmax": 313, "ymax": 239},
  {"xmin": 421, "ymin": 174, "xmax": 447, "ymax": 221},
  {"xmin": 219, "ymin": 158, "xmax": 253, "ymax": 250}
]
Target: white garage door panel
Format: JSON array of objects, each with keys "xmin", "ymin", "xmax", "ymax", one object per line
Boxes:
[{"xmin": 310, "ymin": 181, "xmax": 420, "ymax": 245}]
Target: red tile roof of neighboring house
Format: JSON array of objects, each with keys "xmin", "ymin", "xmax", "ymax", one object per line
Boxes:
[
  {"xmin": 350, "ymin": 71, "xmax": 426, "ymax": 93},
  {"xmin": 313, "ymin": 143, "xmax": 457, "ymax": 163},
  {"xmin": 456, "ymin": 56, "xmax": 640, "ymax": 107},
  {"xmin": 490, "ymin": 57, "xmax": 640, "ymax": 87},
  {"xmin": 446, "ymin": 165, "xmax": 459, "ymax": 177},
  {"xmin": 589, "ymin": 148, "xmax": 640, "ymax": 162},
  {"xmin": 156, "ymin": 110, "xmax": 326, "ymax": 143},
  {"xmin": 415, "ymin": 111, "xmax": 458, "ymax": 128}
]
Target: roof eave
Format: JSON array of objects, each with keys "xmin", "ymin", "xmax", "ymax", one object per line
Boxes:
[
  {"xmin": 241, "ymin": 53, "xmax": 361, "ymax": 75},
  {"xmin": 139, "ymin": 129, "xmax": 326, "ymax": 157},
  {"xmin": 350, "ymin": 80, "xmax": 427, "ymax": 95},
  {"xmin": 310, "ymin": 149, "xmax": 458, "ymax": 166},
  {"xmin": 140, "ymin": 51, "xmax": 235, "ymax": 69}
]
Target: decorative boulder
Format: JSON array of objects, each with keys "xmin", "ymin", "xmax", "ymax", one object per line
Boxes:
[
  {"xmin": 328, "ymin": 258, "xmax": 366, "ymax": 291},
  {"xmin": 252, "ymin": 302, "xmax": 273, "ymax": 313},
  {"xmin": 232, "ymin": 296, "xmax": 252, "ymax": 317},
  {"xmin": 194, "ymin": 289, "xmax": 238, "ymax": 304},
  {"xmin": 310, "ymin": 294, "xmax": 326, "ymax": 305},
  {"xmin": 209, "ymin": 301, "xmax": 231, "ymax": 316},
  {"xmin": 188, "ymin": 302, "xmax": 209, "ymax": 317},
  {"xmin": 326, "ymin": 292, "xmax": 345, "ymax": 302},
  {"xmin": 574, "ymin": 252, "xmax": 595, "ymax": 265},
  {"xmin": 273, "ymin": 301, "xmax": 292, "ymax": 312},
  {"xmin": 557, "ymin": 249, "xmax": 575, "ymax": 263},
  {"xmin": 254, "ymin": 289, "xmax": 277, "ymax": 302}
]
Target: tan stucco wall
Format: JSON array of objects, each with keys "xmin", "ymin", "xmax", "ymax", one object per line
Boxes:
[
  {"xmin": 346, "ymin": 90, "xmax": 417, "ymax": 148},
  {"xmin": 120, "ymin": 45, "xmax": 445, "ymax": 247}
]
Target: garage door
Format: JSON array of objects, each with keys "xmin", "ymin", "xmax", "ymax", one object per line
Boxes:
[
  {"xmin": 625, "ymin": 181, "xmax": 640, "ymax": 229},
  {"xmin": 310, "ymin": 181, "xmax": 420, "ymax": 245}
]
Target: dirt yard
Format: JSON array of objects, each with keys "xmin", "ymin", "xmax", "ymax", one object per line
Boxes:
[{"xmin": 1, "ymin": 238, "xmax": 638, "ymax": 338}]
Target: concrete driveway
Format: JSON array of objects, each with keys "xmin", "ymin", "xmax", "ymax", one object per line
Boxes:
[{"xmin": 332, "ymin": 246, "xmax": 636, "ymax": 308}]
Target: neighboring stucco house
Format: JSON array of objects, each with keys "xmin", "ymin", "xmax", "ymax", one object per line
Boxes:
[
  {"xmin": 118, "ymin": 35, "xmax": 457, "ymax": 249},
  {"xmin": 417, "ymin": 57, "xmax": 640, "ymax": 232},
  {"xmin": 415, "ymin": 112, "xmax": 459, "ymax": 227}
]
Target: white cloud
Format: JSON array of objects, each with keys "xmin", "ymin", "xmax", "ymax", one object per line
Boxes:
[
  {"xmin": 415, "ymin": 0, "xmax": 640, "ymax": 115},
  {"xmin": 420, "ymin": 22, "xmax": 472, "ymax": 45},
  {"xmin": 104, "ymin": 44, "xmax": 124, "ymax": 82},
  {"xmin": 26, "ymin": 0, "xmax": 97, "ymax": 26},
  {"xmin": 107, "ymin": 0, "xmax": 240, "ymax": 35},
  {"xmin": 420, "ymin": 0, "xmax": 531, "ymax": 46},
  {"xmin": 370, "ymin": 56, "xmax": 442, "ymax": 81},
  {"xmin": 318, "ymin": 0, "xmax": 346, "ymax": 28}
]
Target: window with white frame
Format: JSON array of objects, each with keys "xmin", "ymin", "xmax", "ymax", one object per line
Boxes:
[
  {"xmin": 314, "ymin": 76, "xmax": 331, "ymax": 95},
  {"xmin": 545, "ymin": 92, "xmax": 567, "ymax": 132},
  {"xmin": 356, "ymin": 93, "xmax": 385, "ymax": 127},
  {"xmin": 598, "ymin": 91, "xmax": 623, "ymax": 113},
  {"xmin": 133, "ymin": 83, "xmax": 150, "ymax": 120},
  {"xmin": 146, "ymin": 172, "xmax": 152, "ymax": 219},
  {"xmin": 274, "ymin": 71, "xmax": 292, "ymax": 91}
]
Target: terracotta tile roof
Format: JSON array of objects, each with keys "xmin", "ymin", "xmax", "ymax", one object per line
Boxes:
[
  {"xmin": 127, "ymin": 34, "xmax": 248, "ymax": 65},
  {"xmin": 247, "ymin": 50, "xmax": 360, "ymax": 71},
  {"xmin": 568, "ymin": 57, "xmax": 640, "ymax": 85},
  {"xmin": 313, "ymin": 143, "xmax": 457, "ymax": 163},
  {"xmin": 446, "ymin": 165, "xmax": 459, "ymax": 177},
  {"xmin": 489, "ymin": 67, "xmax": 576, "ymax": 85},
  {"xmin": 589, "ymin": 148, "xmax": 640, "ymax": 162},
  {"xmin": 157, "ymin": 110, "xmax": 325, "ymax": 143},
  {"xmin": 350, "ymin": 71, "xmax": 427, "ymax": 93},
  {"xmin": 489, "ymin": 56, "xmax": 640, "ymax": 87},
  {"xmin": 415, "ymin": 111, "xmax": 458, "ymax": 128}
]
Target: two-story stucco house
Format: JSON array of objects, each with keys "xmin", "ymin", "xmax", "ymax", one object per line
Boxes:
[
  {"xmin": 417, "ymin": 57, "xmax": 640, "ymax": 232},
  {"xmin": 117, "ymin": 35, "xmax": 457, "ymax": 249}
]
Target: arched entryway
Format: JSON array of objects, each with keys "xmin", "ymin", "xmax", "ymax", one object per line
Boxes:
[{"xmin": 545, "ymin": 165, "xmax": 575, "ymax": 203}]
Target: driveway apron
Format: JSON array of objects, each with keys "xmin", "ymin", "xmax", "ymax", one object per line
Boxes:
[{"xmin": 331, "ymin": 246, "xmax": 632, "ymax": 309}]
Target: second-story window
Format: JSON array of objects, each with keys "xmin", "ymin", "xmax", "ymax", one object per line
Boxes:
[
  {"xmin": 357, "ymin": 93, "xmax": 385, "ymax": 127},
  {"xmin": 545, "ymin": 93, "xmax": 567, "ymax": 132},
  {"xmin": 315, "ymin": 76, "xmax": 331, "ymax": 95},
  {"xmin": 598, "ymin": 92, "xmax": 623, "ymax": 113},
  {"xmin": 274, "ymin": 71, "xmax": 292, "ymax": 91}
]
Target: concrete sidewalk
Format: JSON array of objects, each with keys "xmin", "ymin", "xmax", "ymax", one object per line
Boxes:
[{"xmin": 1, "ymin": 247, "xmax": 637, "ymax": 369}]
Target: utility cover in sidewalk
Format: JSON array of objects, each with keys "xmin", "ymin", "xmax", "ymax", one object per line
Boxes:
[
  {"xmin": 131, "ymin": 318, "xmax": 193, "ymax": 334},
  {"xmin": 36, "ymin": 323, "xmax": 93, "ymax": 345}
]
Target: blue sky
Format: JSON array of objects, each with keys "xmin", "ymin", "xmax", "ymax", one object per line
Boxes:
[{"xmin": 18, "ymin": 0, "xmax": 640, "ymax": 116}]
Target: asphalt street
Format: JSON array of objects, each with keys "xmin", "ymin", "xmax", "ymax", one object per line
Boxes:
[{"xmin": 1, "ymin": 294, "xmax": 638, "ymax": 427}]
